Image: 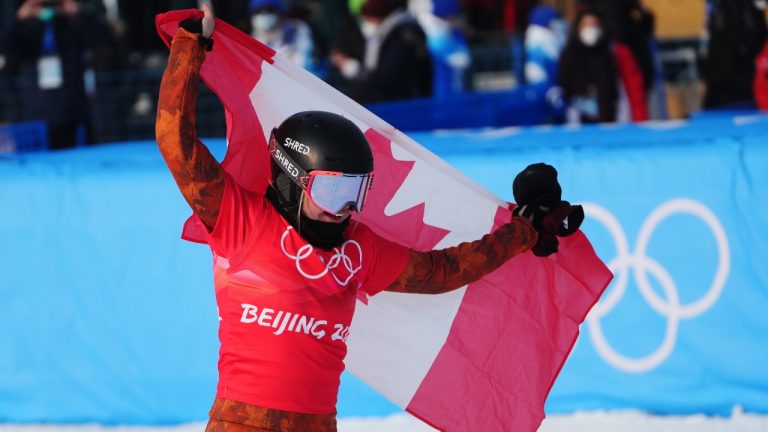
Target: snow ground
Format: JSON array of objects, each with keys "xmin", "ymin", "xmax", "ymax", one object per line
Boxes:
[{"xmin": 2, "ymin": 408, "xmax": 767, "ymax": 432}]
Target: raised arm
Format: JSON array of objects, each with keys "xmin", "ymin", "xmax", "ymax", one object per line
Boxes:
[
  {"xmin": 155, "ymin": 5, "xmax": 224, "ymax": 231},
  {"xmin": 385, "ymin": 217, "xmax": 538, "ymax": 294}
]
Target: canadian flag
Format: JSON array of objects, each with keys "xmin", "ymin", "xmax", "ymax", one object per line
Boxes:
[{"xmin": 157, "ymin": 10, "xmax": 611, "ymax": 431}]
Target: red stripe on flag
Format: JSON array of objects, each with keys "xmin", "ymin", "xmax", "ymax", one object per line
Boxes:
[
  {"xmin": 361, "ymin": 129, "xmax": 450, "ymax": 250},
  {"xmin": 406, "ymin": 206, "xmax": 612, "ymax": 431}
]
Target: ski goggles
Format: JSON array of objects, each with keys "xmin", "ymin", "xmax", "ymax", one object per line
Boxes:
[
  {"xmin": 269, "ymin": 134, "xmax": 373, "ymax": 214},
  {"xmin": 305, "ymin": 170, "xmax": 373, "ymax": 214}
]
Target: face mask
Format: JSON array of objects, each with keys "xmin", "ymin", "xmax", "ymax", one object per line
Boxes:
[
  {"xmin": 360, "ymin": 20, "xmax": 379, "ymax": 39},
  {"xmin": 251, "ymin": 12, "xmax": 279, "ymax": 32},
  {"xmin": 579, "ymin": 26, "xmax": 602, "ymax": 47}
]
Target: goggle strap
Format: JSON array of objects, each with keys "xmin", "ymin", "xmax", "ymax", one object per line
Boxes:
[{"xmin": 269, "ymin": 132, "xmax": 310, "ymax": 188}]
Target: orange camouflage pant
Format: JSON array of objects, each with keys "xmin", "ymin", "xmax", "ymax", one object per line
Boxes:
[{"xmin": 205, "ymin": 398, "xmax": 337, "ymax": 432}]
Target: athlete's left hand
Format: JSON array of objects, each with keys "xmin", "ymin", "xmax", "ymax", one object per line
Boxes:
[
  {"xmin": 512, "ymin": 163, "xmax": 585, "ymax": 257},
  {"xmin": 514, "ymin": 202, "xmax": 583, "ymax": 256}
]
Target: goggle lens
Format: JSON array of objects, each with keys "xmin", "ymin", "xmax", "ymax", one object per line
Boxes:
[{"xmin": 307, "ymin": 172, "xmax": 372, "ymax": 214}]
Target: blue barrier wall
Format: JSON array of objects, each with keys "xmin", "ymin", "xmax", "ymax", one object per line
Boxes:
[
  {"xmin": 0, "ymin": 114, "xmax": 767, "ymax": 424},
  {"xmin": 365, "ymin": 84, "xmax": 549, "ymax": 131}
]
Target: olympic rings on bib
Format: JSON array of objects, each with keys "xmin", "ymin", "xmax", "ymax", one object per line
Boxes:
[{"xmin": 280, "ymin": 226, "xmax": 363, "ymax": 286}]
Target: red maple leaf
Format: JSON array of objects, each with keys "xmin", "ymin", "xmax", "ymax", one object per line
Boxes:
[{"xmin": 359, "ymin": 129, "xmax": 450, "ymax": 251}]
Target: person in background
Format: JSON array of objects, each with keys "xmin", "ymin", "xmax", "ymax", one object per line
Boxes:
[
  {"xmin": 702, "ymin": 0, "xmax": 767, "ymax": 108},
  {"xmin": 524, "ymin": 5, "xmax": 566, "ymax": 86},
  {"xmin": 579, "ymin": 0, "xmax": 655, "ymax": 93},
  {"xmin": 248, "ymin": 0, "xmax": 321, "ymax": 75},
  {"xmin": 1, "ymin": 0, "xmax": 111, "ymax": 149},
  {"xmin": 461, "ymin": 0, "xmax": 536, "ymax": 43},
  {"xmin": 525, "ymin": 5, "xmax": 568, "ymax": 123},
  {"xmin": 413, "ymin": 0, "xmax": 471, "ymax": 97},
  {"xmin": 755, "ymin": 39, "xmax": 768, "ymax": 110},
  {"xmin": 556, "ymin": 7, "xmax": 648, "ymax": 124},
  {"xmin": 316, "ymin": 0, "xmax": 365, "ymax": 94},
  {"xmin": 330, "ymin": 0, "xmax": 432, "ymax": 103},
  {"xmin": 115, "ymin": 0, "xmax": 197, "ymax": 69}
]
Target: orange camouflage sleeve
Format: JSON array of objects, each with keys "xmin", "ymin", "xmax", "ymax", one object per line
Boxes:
[
  {"xmin": 156, "ymin": 27, "xmax": 224, "ymax": 232},
  {"xmin": 386, "ymin": 217, "xmax": 538, "ymax": 294}
]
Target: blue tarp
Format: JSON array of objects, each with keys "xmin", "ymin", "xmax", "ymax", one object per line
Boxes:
[{"xmin": 1, "ymin": 113, "xmax": 767, "ymax": 424}]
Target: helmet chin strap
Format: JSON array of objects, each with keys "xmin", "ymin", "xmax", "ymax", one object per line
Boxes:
[{"xmin": 296, "ymin": 191, "xmax": 304, "ymax": 237}]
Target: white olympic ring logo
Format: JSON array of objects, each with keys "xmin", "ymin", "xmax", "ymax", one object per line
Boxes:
[
  {"xmin": 584, "ymin": 198, "xmax": 730, "ymax": 373},
  {"xmin": 280, "ymin": 226, "xmax": 363, "ymax": 286}
]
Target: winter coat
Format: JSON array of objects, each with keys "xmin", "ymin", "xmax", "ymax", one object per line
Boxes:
[
  {"xmin": 419, "ymin": 13, "xmax": 470, "ymax": 98},
  {"xmin": 580, "ymin": 0, "xmax": 656, "ymax": 91},
  {"xmin": 703, "ymin": 0, "xmax": 768, "ymax": 108},
  {"xmin": 558, "ymin": 37, "xmax": 648, "ymax": 124},
  {"xmin": 354, "ymin": 11, "xmax": 433, "ymax": 103},
  {"xmin": 524, "ymin": 6, "xmax": 565, "ymax": 86}
]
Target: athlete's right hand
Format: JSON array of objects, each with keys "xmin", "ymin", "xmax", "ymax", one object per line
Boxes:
[
  {"xmin": 200, "ymin": 1, "xmax": 214, "ymax": 39},
  {"xmin": 178, "ymin": 2, "xmax": 215, "ymax": 50}
]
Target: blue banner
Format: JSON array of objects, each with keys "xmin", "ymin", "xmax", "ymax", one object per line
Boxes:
[{"xmin": 0, "ymin": 113, "xmax": 766, "ymax": 423}]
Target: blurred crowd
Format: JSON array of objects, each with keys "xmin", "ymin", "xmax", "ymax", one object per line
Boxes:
[{"xmin": 0, "ymin": 0, "xmax": 767, "ymax": 149}]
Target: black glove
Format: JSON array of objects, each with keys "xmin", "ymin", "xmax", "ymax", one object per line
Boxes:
[
  {"xmin": 556, "ymin": 201, "xmax": 584, "ymax": 237},
  {"xmin": 514, "ymin": 202, "xmax": 582, "ymax": 256},
  {"xmin": 512, "ymin": 163, "xmax": 585, "ymax": 256},
  {"xmin": 513, "ymin": 163, "xmax": 562, "ymax": 209}
]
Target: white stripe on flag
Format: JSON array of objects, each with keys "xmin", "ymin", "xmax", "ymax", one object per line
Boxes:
[{"xmin": 250, "ymin": 53, "xmax": 505, "ymax": 408}]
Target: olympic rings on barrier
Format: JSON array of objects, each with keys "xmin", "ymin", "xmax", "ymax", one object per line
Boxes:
[
  {"xmin": 280, "ymin": 226, "xmax": 363, "ymax": 286},
  {"xmin": 583, "ymin": 198, "xmax": 730, "ymax": 373}
]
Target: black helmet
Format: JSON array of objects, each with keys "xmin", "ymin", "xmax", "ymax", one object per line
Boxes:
[{"xmin": 269, "ymin": 111, "xmax": 374, "ymax": 215}]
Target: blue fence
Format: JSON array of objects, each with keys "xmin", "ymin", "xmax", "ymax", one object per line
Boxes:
[{"xmin": 0, "ymin": 113, "xmax": 767, "ymax": 424}]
